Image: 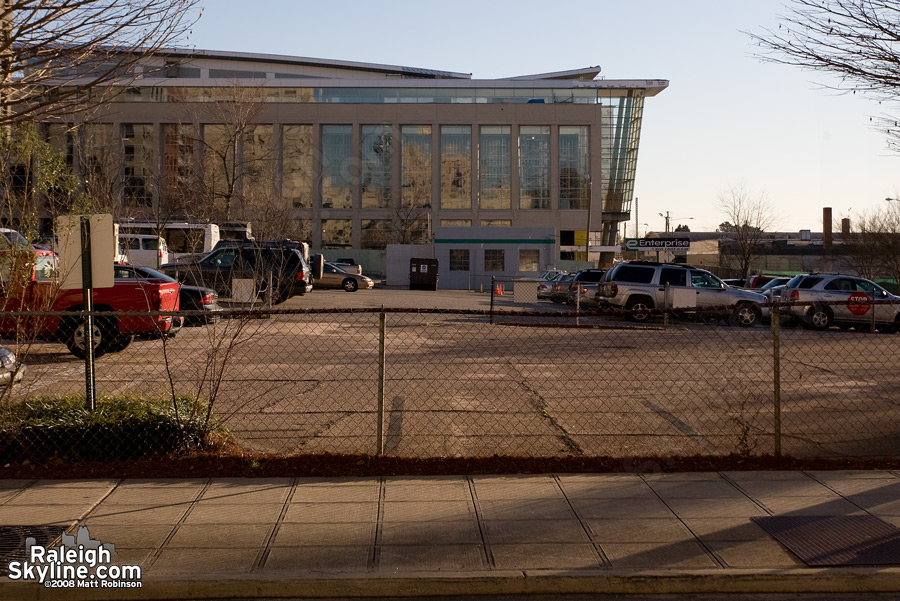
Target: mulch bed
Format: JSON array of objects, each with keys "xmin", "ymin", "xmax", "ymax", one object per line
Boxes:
[{"xmin": 2, "ymin": 452, "xmax": 899, "ymax": 479}]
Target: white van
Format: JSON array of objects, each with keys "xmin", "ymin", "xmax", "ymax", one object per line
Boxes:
[{"xmin": 118, "ymin": 234, "xmax": 169, "ymax": 268}]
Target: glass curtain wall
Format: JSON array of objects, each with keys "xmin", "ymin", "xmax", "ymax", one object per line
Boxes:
[
  {"xmin": 401, "ymin": 125, "xmax": 432, "ymax": 208},
  {"xmin": 519, "ymin": 126, "xmax": 550, "ymax": 209},
  {"xmin": 361, "ymin": 125, "xmax": 392, "ymax": 209},
  {"xmin": 559, "ymin": 126, "xmax": 590, "ymax": 210},
  {"xmin": 321, "ymin": 125, "xmax": 353, "ymax": 208},
  {"xmin": 440, "ymin": 126, "xmax": 471, "ymax": 209},
  {"xmin": 282, "ymin": 125, "xmax": 314, "ymax": 208},
  {"xmin": 600, "ymin": 92, "xmax": 643, "ymax": 216},
  {"xmin": 479, "ymin": 126, "xmax": 510, "ymax": 210}
]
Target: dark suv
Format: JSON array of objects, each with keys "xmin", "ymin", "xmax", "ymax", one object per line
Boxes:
[{"xmin": 162, "ymin": 243, "xmax": 312, "ymax": 304}]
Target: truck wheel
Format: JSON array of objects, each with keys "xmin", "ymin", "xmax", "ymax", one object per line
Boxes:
[
  {"xmin": 342, "ymin": 278, "xmax": 358, "ymax": 292},
  {"xmin": 730, "ymin": 303, "xmax": 761, "ymax": 327},
  {"xmin": 61, "ymin": 318, "xmax": 108, "ymax": 360},
  {"xmin": 625, "ymin": 297, "xmax": 654, "ymax": 322}
]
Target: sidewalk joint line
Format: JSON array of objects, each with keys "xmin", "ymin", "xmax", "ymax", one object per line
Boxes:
[
  {"xmin": 466, "ymin": 475, "xmax": 495, "ymax": 569},
  {"xmin": 553, "ymin": 473, "xmax": 610, "ymax": 568}
]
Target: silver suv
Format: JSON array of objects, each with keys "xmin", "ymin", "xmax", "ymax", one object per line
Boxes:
[
  {"xmin": 596, "ymin": 261, "xmax": 766, "ymax": 326},
  {"xmin": 779, "ymin": 273, "xmax": 900, "ymax": 331}
]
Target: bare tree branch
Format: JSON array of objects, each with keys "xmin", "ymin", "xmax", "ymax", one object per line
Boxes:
[
  {"xmin": 717, "ymin": 182, "xmax": 781, "ymax": 280},
  {"xmin": 1, "ymin": 0, "xmax": 200, "ymax": 125}
]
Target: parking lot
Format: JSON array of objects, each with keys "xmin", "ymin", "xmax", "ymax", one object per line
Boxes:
[{"xmin": 7, "ymin": 287, "xmax": 900, "ymax": 460}]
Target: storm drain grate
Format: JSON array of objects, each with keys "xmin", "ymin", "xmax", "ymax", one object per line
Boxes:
[
  {"xmin": 0, "ymin": 525, "xmax": 66, "ymax": 576},
  {"xmin": 752, "ymin": 515, "xmax": 900, "ymax": 566}
]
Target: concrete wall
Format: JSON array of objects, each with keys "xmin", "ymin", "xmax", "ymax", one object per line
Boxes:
[{"xmin": 433, "ymin": 226, "xmax": 555, "ymax": 290}]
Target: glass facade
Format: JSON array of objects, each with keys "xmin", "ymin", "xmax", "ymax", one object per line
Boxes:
[
  {"xmin": 479, "ymin": 126, "xmax": 510, "ymax": 210},
  {"xmin": 440, "ymin": 126, "xmax": 471, "ymax": 210},
  {"xmin": 559, "ymin": 126, "xmax": 590, "ymax": 210},
  {"xmin": 321, "ymin": 125, "xmax": 353, "ymax": 209},
  {"xmin": 58, "ymin": 80, "xmax": 651, "ymax": 260},
  {"xmin": 401, "ymin": 125, "xmax": 431, "ymax": 208},
  {"xmin": 519, "ymin": 126, "xmax": 550, "ymax": 210},
  {"xmin": 600, "ymin": 92, "xmax": 643, "ymax": 216},
  {"xmin": 121, "ymin": 87, "xmax": 617, "ymax": 105},
  {"xmin": 361, "ymin": 125, "xmax": 392, "ymax": 209},
  {"xmin": 282, "ymin": 125, "xmax": 313, "ymax": 208}
]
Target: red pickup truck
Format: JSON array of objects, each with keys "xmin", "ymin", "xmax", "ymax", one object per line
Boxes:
[{"xmin": 0, "ymin": 249, "xmax": 180, "ymax": 358}]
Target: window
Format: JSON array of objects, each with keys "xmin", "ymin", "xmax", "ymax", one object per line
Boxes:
[
  {"xmin": 613, "ymin": 265, "xmax": 654, "ymax": 284},
  {"xmin": 122, "ymin": 124, "xmax": 155, "ymax": 207},
  {"xmin": 484, "ymin": 249, "xmax": 505, "ymax": 272},
  {"xmin": 440, "ymin": 126, "xmax": 471, "ymax": 209},
  {"xmin": 480, "ymin": 220, "xmax": 511, "ymax": 227},
  {"xmin": 362, "ymin": 125, "xmax": 392, "ymax": 208},
  {"xmin": 282, "ymin": 125, "xmax": 313, "ymax": 208},
  {"xmin": 479, "ymin": 126, "xmax": 510, "ymax": 210},
  {"xmin": 401, "ymin": 125, "xmax": 431, "ymax": 208},
  {"xmin": 519, "ymin": 249, "xmax": 540, "ymax": 272},
  {"xmin": 449, "ymin": 249, "xmax": 470, "ymax": 271},
  {"xmin": 361, "ymin": 219, "xmax": 391, "ymax": 249},
  {"xmin": 559, "ymin": 126, "xmax": 589, "ymax": 210},
  {"xmin": 163, "ymin": 124, "xmax": 196, "ymax": 205},
  {"xmin": 659, "ymin": 268, "xmax": 687, "ymax": 287},
  {"xmin": 243, "ymin": 124, "xmax": 274, "ymax": 199},
  {"xmin": 321, "ymin": 125, "xmax": 353, "ymax": 208},
  {"xmin": 441, "ymin": 219, "xmax": 471, "ymax": 227},
  {"xmin": 690, "ymin": 271, "xmax": 721, "ymax": 288},
  {"xmin": 322, "ymin": 219, "xmax": 351, "ymax": 248},
  {"xmin": 825, "ymin": 278, "xmax": 855, "ymax": 292},
  {"xmin": 519, "ymin": 126, "xmax": 550, "ymax": 209}
]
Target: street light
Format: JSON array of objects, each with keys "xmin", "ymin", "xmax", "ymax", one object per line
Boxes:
[{"xmin": 658, "ymin": 211, "xmax": 694, "ymax": 233}]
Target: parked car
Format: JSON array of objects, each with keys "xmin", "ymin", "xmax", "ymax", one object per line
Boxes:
[
  {"xmin": 537, "ymin": 272, "xmax": 566, "ymax": 299},
  {"xmin": 0, "ymin": 345, "xmax": 24, "ymax": 386},
  {"xmin": 0, "ymin": 248, "xmax": 179, "ymax": 358},
  {"xmin": 567, "ymin": 269, "xmax": 607, "ymax": 298},
  {"xmin": 566, "ymin": 282, "xmax": 601, "ymax": 307},
  {"xmin": 114, "ymin": 264, "xmax": 221, "ymax": 326},
  {"xmin": 596, "ymin": 261, "xmax": 766, "ymax": 326},
  {"xmin": 333, "ymin": 258, "xmax": 362, "ymax": 275},
  {"xmin": 162, "ymin": 243, "xmax": 312, "ymax": 304},
  {"xmin": 549, "ymin": 273, "xmax": 576, "ymax": 304},
  {"xmin": 315, "ymin": 263, "xmax": 374, "ymax": 292},
  {"xmin": 757, "ymin": 277, "xmax": 791, "ymax": 302},
  {"xmin": 779, "ymin": 273, "xmax": 900, "ymax": 331}
]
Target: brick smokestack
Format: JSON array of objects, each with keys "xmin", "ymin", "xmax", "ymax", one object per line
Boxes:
[
  {"xmin": 823, "ymin": 207, "xmax": 833, "ymax": 250},
  {"xmin": 841, "ymin": 217, "xmax": 851, "ymax": 239}
]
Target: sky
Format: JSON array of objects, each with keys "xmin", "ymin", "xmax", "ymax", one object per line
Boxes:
[{"xmin": 186, "ymin": 0, "xmax": 900, "ymax": 234}]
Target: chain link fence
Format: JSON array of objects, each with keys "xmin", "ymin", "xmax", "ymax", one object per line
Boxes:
[{"xmin": 0, "ymin": 300, "xmax": 897, "ymax": 461}]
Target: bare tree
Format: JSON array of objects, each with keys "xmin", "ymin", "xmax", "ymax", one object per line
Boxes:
[
  {"xmin": 1, "ymin": 0, "xmax": 199, "ymax": 125},
  {"xmin": 748, "ymin": 0, "xmax": 900, "ymax": 148},
  {"xmin": 717, "ymin": 183, "xmax": 780, "ymax": 281},
  {"xmin": 843, "ymin": 203, "xmax": 900, "ymax": 284}
]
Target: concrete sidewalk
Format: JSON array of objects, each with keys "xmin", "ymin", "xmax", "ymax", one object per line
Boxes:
[{"xmin": 1, "ymin": 470, "xmax": 899, "ymax": 599}]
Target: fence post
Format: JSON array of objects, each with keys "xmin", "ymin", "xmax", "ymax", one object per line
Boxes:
[
  {"xmin": 663, "ymin": 283, "xmax": 670, "ymax": 330},
  {"xmin": 490, "ymin": 276, "xmax": 495, "ymax": 325},
  {"xmin": 376, "ymin": 307, "xmax": 386, "ymax": 455},
  {"xmin": 772, "ymin": 304, "xmax": 782, "ymax": 457}
]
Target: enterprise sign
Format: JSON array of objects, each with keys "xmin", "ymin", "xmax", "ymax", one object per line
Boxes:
[{"xmin": 623, "ymin": 238, "xmax": 691, "ymax": 252}]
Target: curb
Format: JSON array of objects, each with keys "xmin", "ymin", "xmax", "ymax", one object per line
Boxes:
[{"xmin": 3, "ymin": 568, "xmax": 900, "ymax": 600}]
